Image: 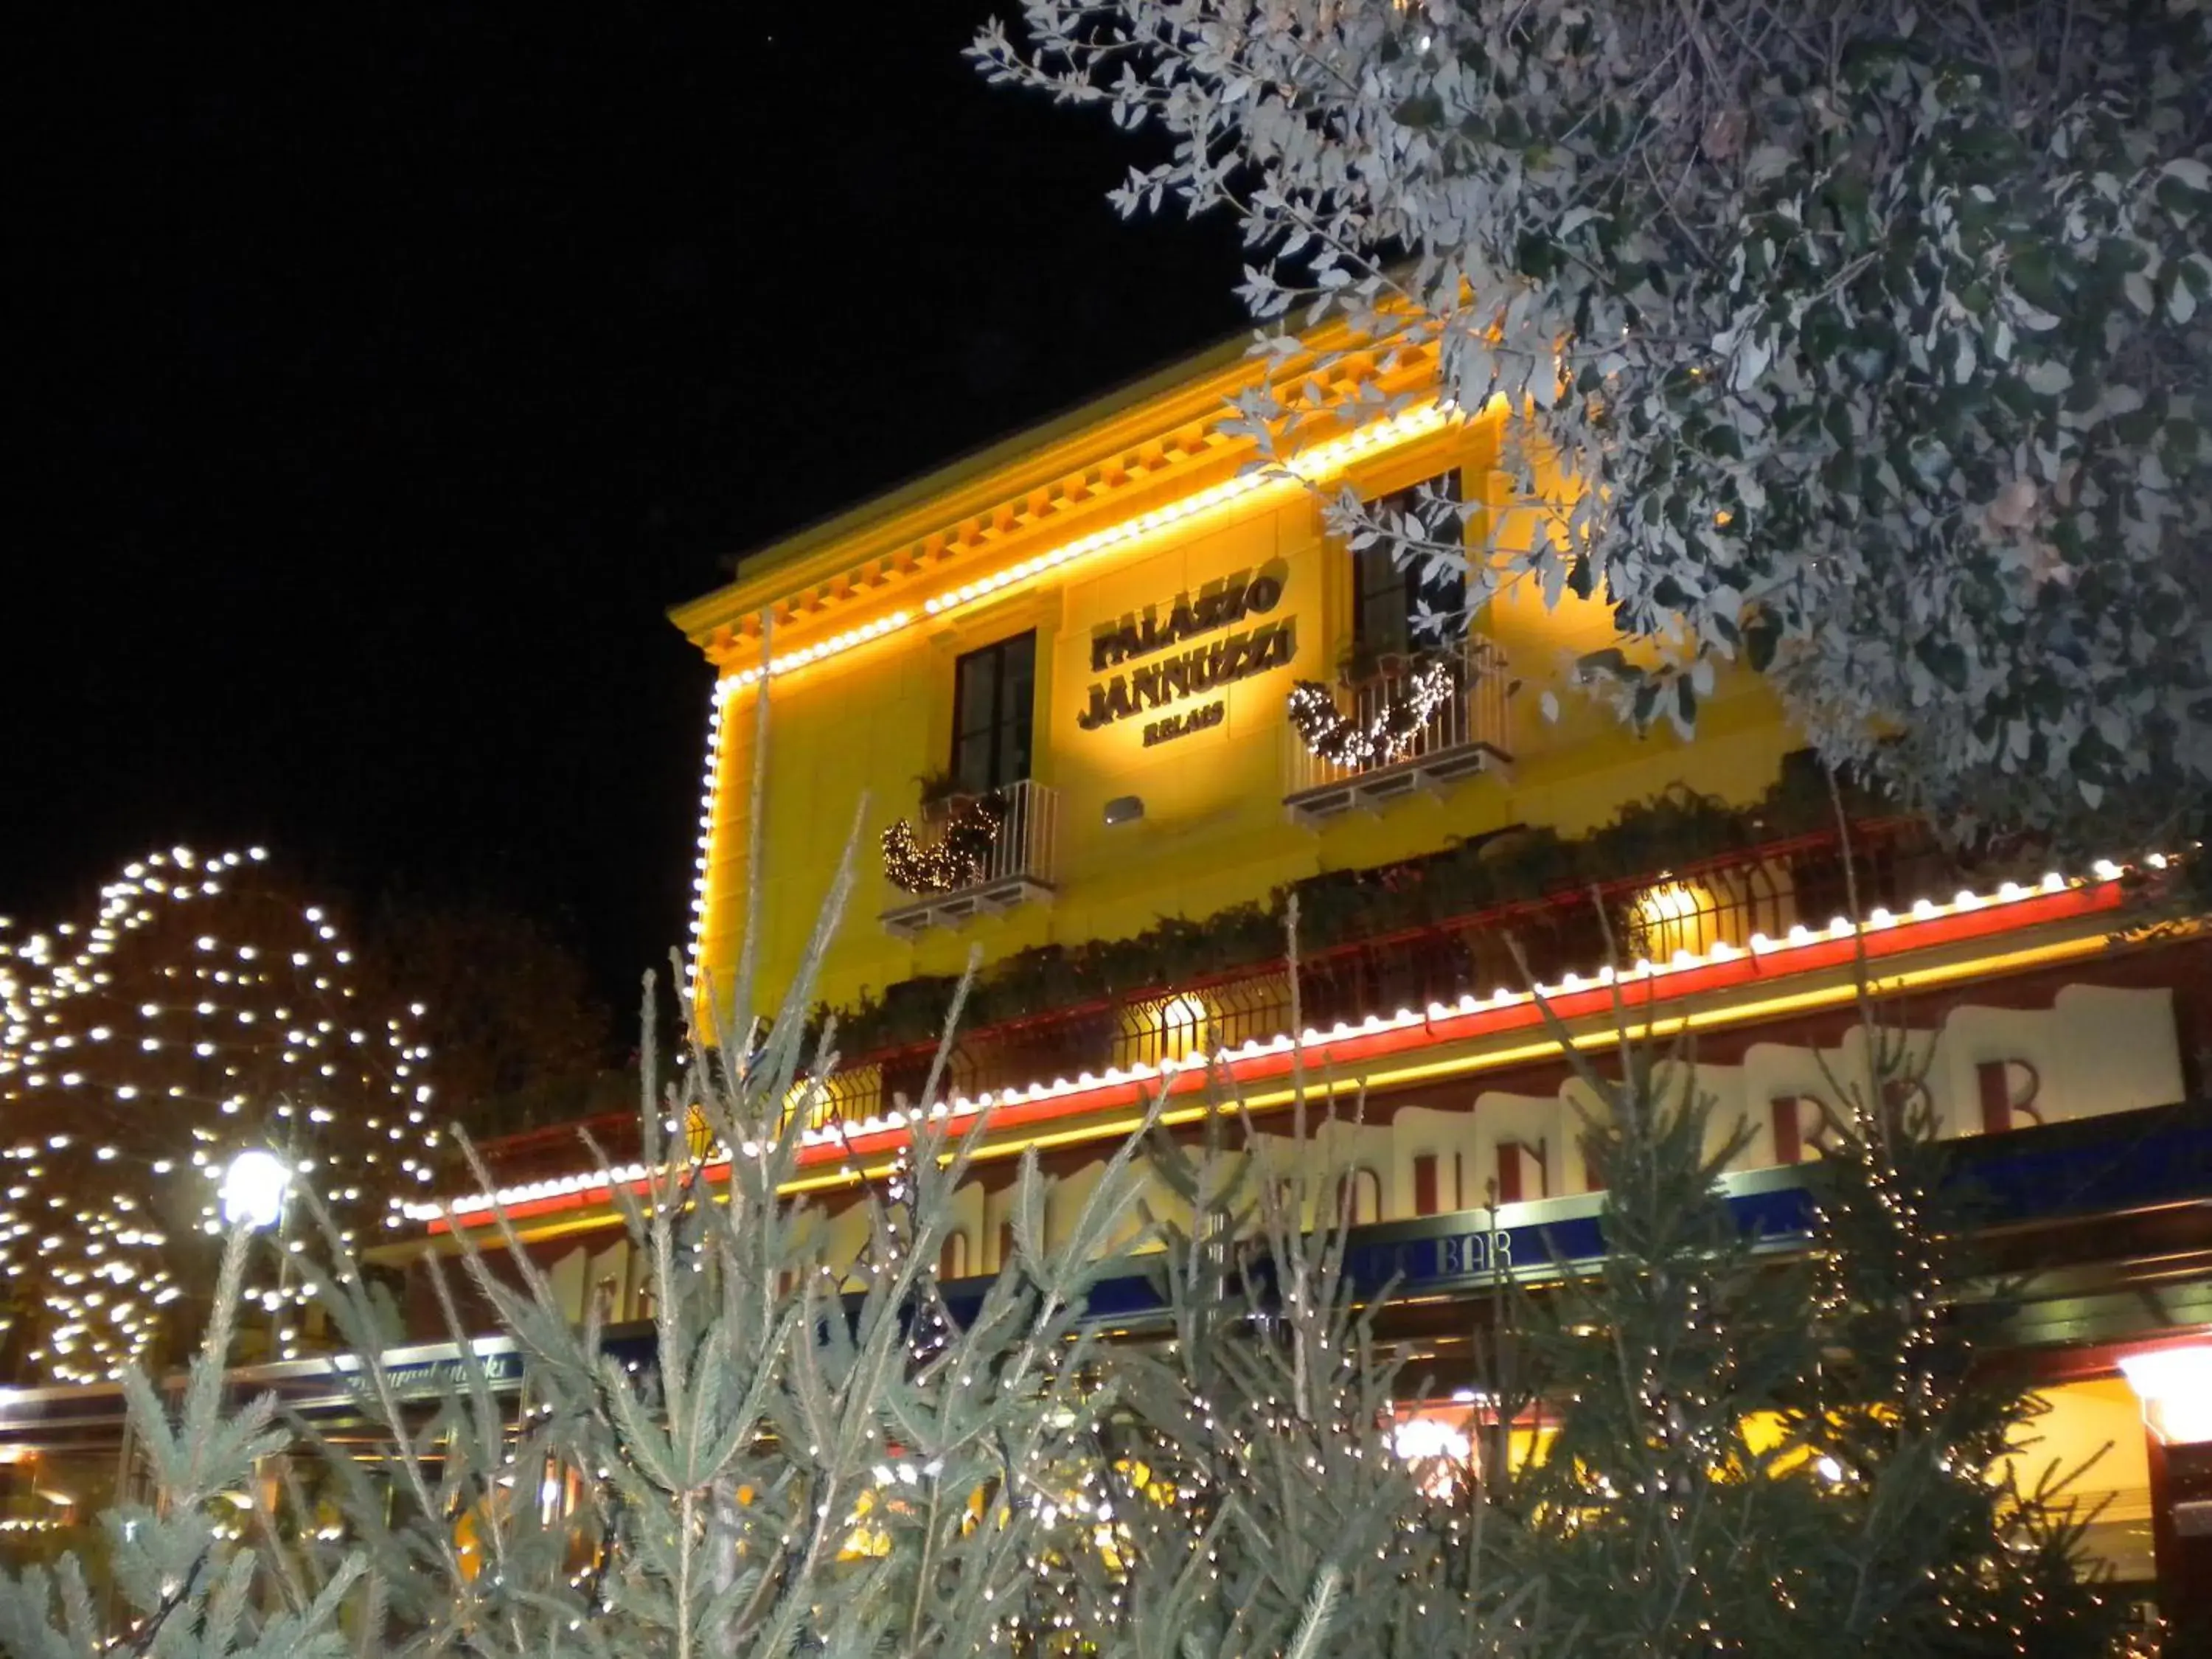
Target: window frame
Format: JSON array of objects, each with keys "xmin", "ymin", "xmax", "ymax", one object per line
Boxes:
[
  {"xmin": 949, "ymin": 630, "xmax": 1037, "ymax": 796},
  {"xmin": 1352, "ymin": 470, "xmax": 1467, "ymax": 660}
]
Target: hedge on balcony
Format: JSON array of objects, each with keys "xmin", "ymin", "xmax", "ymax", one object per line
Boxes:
[{"xmin": 818, "ymin": 753, "xmax": 1907, "ymax": 1060}]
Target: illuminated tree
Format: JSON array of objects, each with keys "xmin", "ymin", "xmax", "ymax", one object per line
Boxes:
[{"xmin": 0, "ymin": 846, "xmax": 439, "ymax": 1382}]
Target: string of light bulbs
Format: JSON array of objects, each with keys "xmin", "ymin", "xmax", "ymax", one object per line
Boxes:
[
  {"xmin": 418, "ymin": 861, "xmax": 2126, "ymax": 1228},
  {"xmin": 713, "ymin": 403, "xmax": 1450, "ymax": 698},
  {"xmin": 881, "ymin": 794, "xmax": 1009, "ymax": 895},
  {"xmin": 1287, "ymin": 658, "xmax": 1458, "ymax": 768}
]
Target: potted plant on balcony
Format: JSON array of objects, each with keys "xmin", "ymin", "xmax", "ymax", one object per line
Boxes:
[
  {"xmin": 915, "ymin": 768, "xmax": 964, "ymax": 824},
  {"xmin": 1335, "ymin": 635, "xmax": 1395, "ymax": 689}
]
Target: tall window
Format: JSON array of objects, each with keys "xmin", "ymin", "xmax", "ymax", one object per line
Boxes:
[
  {"xmin": 951, "ymin": 631, "xmax": 1036, "ymax": 795},
  {"xmin": 1353, "ymin": 471, "xmax": 1466, "ymax": 662}
]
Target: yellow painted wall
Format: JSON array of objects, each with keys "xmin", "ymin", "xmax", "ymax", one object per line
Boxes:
[{"xmin": 685, "ymin": 386, "xmax": 1800, "ymax": 1026}]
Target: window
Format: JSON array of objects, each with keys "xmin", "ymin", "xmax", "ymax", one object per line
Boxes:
[
  {"xmin": 1332, "ymin": 1166, "xmax": 1384, "ymax": 1225},
  {"xmin": 1353, "ymin": 471, "xmax": 1466, "ymax": 661},
  {"xmin": 951, "ymin": 631, "xmax": 1037, "ymax": 795}
]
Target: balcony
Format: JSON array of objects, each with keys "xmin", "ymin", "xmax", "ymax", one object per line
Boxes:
[
  {"xmin": 881, "ymin": 778, "xmax": 1060, "ymax": 939},
  {"xmin": 1283, "ymin": 636, "xmax": 1512, "ymax": 827},
  {"xmin": 456, "ymin": 818, "xmax": 1955, "ymax": 1189},
  {"xmin": 813, "ymin": 821, "xmax": 1957, "ymax": 1131}
]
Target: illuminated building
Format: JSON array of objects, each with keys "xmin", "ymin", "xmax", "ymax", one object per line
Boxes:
[{"xmin": 7, "ymin": 330, "xmax": 2210, "ymax": 1624}]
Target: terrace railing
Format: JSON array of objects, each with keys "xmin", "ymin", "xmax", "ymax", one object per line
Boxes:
[
  {"xmin": 798, "ymin": 819, "xmax": 1952, "ymax": 1134},
  {"xmin": 464, "ymin": 820, "xmax": 1956, "ymax": 1190}
]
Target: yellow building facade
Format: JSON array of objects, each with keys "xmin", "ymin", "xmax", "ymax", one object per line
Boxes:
[
  {"xmin": 669, "ymin": 330, "xmax": 1790, "ymax": 1026},
  {"xmin": 9, "ymin": 330, "xmax": 2210, "ymax": 1631}
]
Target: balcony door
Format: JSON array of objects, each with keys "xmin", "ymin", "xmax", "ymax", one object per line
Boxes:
[
  {"xmin": 1353, "ymin": 471, "xmax": 1466, "ymax": 663},
  {"xmin": 951, "ymin": 631, "xmax": 1036, "ymax": 796}
]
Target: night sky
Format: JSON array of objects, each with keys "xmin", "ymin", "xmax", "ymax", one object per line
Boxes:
[{"xmin": 10, "ymin": 5, "xmax": 1247, "ymax": 1008}]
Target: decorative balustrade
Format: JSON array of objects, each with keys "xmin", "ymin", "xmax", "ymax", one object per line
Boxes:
[
  {"xmin": 466, "ymin": 821, "xmax": 1957, "ymax": 1190},
  {"xmin": 882, "ymin": 776, "xmax": 1060, "ymax": 938},
  {"xmin": 1283, "ymin": 635, "xmax": 1513, "ymax": 824},
  {"xmin": 798, "ymin": 821, "xmax": 1952, "ymax": 1135}
]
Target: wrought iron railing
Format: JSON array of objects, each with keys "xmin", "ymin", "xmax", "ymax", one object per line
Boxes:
[
  {"xmin": 801, "ymin": 820, "xmax": 1951, "ymax": 1132},
  {"xmin": 465, "ymin": 821, "xmax": 1953, "ymax": 1188}
]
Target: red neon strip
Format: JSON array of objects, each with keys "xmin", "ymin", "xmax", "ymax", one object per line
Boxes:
[{"xmin": 430, "ymin": 880, "xmax": 2120, "ymax": 1234}]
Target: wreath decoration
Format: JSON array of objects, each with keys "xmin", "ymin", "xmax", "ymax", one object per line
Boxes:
[
  {"xmin": 1286, "ymin": 659, "xmax": 1457, "ymax": 769},
  {"xmin": 882, "ymin": 792, "xmax": 1011, "ymax": 894}
]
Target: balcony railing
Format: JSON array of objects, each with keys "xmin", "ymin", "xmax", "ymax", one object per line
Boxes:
[
  {"xmin": 462, "ymin": 822, "xmax": 1954, "ymax": 1191},
  {"xmin": 882, "ymin": 777, "xmax": 1060, "ymax": 939},
  {"xmin": 1283, "ymin": 636, "xmax": 1512, "ymax": 824},
  {"xmin": 809, "ymin": 821, "xmax": 1954, "ymax": 1132}
]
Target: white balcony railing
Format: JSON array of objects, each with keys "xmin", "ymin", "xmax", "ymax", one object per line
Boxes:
[
  {"xmin": 882, "ymin": 777, "xmax": 1060, "ymax": 938},
  {"xmin": 1283, "ymin": 636, "xmax": 1512, "ymax": 824}
]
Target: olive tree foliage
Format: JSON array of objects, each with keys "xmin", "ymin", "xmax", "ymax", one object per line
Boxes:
[{"xmin": 974, "ymin": 0, "xmax": 2212, "ymax": 861}]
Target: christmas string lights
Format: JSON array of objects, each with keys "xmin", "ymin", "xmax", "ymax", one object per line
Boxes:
[
  {"xmin": 410, "ymin": 862, "xmax": 2124, "ymax": 1226},
  {"xmin": 682, "ymin": 692, "xmax": 728, "ymax": 1003},
  {"xmin": 881, "ymin": 793, "xmax": 1009, "ymax": 895},
  {"xmin": 1287, "ymin": 658, "xmax": 1457, "ymax": 769},
  {"xmin": 712, "ymin": 404, "xmax": 1455, "ymax": 698},
  {"xmin": 0, "ymin": 846, "xmax": 442, "ymax": 1382}
]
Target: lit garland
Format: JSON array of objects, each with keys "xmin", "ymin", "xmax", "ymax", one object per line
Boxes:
[
  {"xmin": 682, "ymin": 691, "xmax": 726, "ymax": 1004},
  {"xmin": 712, "ymin": 405, "xmax": 1453, "ymax": 694},
  {"xmin": 1285, "ymin": 658, "xmax": 1456, "ymax": 769},
  {"xmin": 880, "ymin": 793, "xmax": 1009, "ymax": 895},
  {"xmin": 0, "ymin": 846, "xmax": 441, "ymax": 1382},
  {"xmin": 412, "ymin": 862, "xmax": 2113, "ymax": 1225}
]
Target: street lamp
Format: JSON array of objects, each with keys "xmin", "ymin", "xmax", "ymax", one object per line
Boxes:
[
  {"xmin": 218, "ymin": 1149, "xmax": 296, "ymax": 1366},
  {"xmin": 219, "ymin": 1150, "xmax": 289, "ymax": 1231}
]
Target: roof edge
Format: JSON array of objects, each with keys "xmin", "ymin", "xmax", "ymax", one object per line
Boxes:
[{"xmin": 667, "ymin": 323, "xmax": 1368, "ymax": 643}]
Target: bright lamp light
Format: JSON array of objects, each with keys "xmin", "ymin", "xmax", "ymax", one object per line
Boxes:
[
  {"xmin": 1392, "ymin": 1413, "xmax": 1475, "ymax": 1500},
  {"xmin": 2117, "ymin": 1344, "xmax": 2212, "ymax": 1444},
  {"xmin": 219, "ymin": 1150, "xmax": 290, "ymax": 1231},
  {"xmin": 1393, "ymin": 1417, "xmax": 1471, "ymax": 1462}
]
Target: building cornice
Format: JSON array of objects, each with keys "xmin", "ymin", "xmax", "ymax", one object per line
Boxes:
[{"xmin": 667, "ymin": 321, "xmax": 1437, "ymax": 658}]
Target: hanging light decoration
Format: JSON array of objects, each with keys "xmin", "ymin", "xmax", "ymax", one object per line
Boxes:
[{"xmin": 881, "ymin": 793, "xmax": 1009, "ymax": 895}]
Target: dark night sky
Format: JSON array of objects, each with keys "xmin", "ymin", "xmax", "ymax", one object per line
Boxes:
[{"xmin": 8, "ymin": 5, "xmax": 1247, "ymax": 1008}]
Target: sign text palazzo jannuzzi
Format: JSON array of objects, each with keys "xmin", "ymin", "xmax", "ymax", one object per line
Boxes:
[{"xmin": 1077, "ymin": 572, "xmax": 1296, "ymax": 734}]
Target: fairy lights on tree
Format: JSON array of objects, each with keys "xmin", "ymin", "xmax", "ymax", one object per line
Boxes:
[{"xmin": 0, "ymin": 846, "xmax": 440, "ymax": 1383}]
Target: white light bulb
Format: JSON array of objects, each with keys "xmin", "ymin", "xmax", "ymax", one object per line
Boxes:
[{"xmin": 219, "ymin": 1150, "xmax": 289, "ymax": 1231}]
